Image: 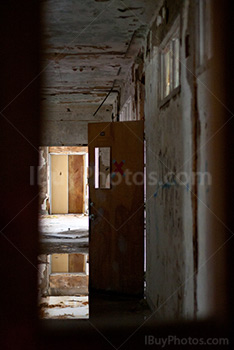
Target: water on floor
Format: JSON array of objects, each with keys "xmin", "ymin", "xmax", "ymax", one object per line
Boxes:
[
  {"xmin": 39, "ymin": 296, "xmax": 89, "ymax": 319},
  {"xmin": 38, "ymin": 214, "xmax": 89, "ymax": 320},
  {"xmin": 39, "ymin": 214, "xmax": 89, "ymax": 235}
]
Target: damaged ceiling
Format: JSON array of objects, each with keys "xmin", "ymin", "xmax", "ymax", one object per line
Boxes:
[{"xmin": 42, "ymin": 0, "xmax": 161, "ymax": 112}]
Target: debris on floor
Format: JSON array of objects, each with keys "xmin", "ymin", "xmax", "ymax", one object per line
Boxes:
[{"xmin": 39, "ymin": 296, "xmax": 89, "ymax": 319}]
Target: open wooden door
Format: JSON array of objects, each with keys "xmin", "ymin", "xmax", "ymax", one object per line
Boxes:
[{"xmin": 88, "ymin": 121, "xmax": 144, "ymax": 296}]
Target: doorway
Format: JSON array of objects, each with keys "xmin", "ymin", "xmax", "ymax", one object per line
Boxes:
[{"xmin": 49, "ymin": 146, "xmax": 88, "ymax": 214}]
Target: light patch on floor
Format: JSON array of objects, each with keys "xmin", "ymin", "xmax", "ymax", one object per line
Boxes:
[
  {"xmin": 39, "ymin": 296, "xmax": 89, "ymax": 319},
  {"xmin": 39, "ymin": 214, "xmax": 88, "ymax": 234},
  {"xmin": 39, "ymin": 214, "xmax": 89, "ymax": 254}
]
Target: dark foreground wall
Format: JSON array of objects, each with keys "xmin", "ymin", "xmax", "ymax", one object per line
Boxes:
[{"xmin": 0, "ymin": 1, "xmax": 40, "ymax": 349}]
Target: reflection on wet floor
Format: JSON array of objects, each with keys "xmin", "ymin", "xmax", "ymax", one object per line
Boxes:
[{"xmin": 38, "ymin": 214, "xmax": 89, "ymax": 319}]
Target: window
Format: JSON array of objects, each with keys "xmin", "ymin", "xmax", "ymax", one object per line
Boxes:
[
  {"xmin": 160, "ymin": 19, "xmax": 180, "ymax": 101},
  {"xmin": 95, "ymin": 147, "xmax": 111, "ymax": 189},
  {"xmin": 119, "ymin": 97, "xmax": 135, "ymax": 121},
  {"xmin": 196, "ymin": 0, "xmax": 213, "ymax": 67}
]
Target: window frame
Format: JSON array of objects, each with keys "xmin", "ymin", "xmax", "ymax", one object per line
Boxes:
[
  {"xmin": 94, "ymin": 147, "xmax": 112, "ymax": 190},
  {"xmin": 196, "ymin": 0, "xmax": 213, "ymax": 73},
  {"xmin": 159, "ymin": 16, "xmax": 181, "ymax": 107}
]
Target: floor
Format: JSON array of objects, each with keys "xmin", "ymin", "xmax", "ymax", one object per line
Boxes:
[
  {"xmin": 39, "ymin": 214, "xmax": 88, "ymax": 234},
  {"xmin": 38, "ymin": 214, "xmax": 150, "ymax": 325},
  {"xmin": 39, "ymin": 296, "xmax": 89, "ymax": 319},
  {"xmin": 90, "ymin": 293, "xmax": 151, "ymax": 326},
  {"xmin": 38, "ymin": 214, "xmax": 89, "ymax": 319},
  {"xmin": 39, "ymin": 214, "xmax": 89, "ymax": 254}
]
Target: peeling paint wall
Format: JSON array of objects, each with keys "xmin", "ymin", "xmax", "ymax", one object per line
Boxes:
[
  {"xmin": 116, "ymin": 0, "xmax": 197, "ymax": 320},
  {"xmin": 38, "ymin": 147, "xmax": 49, "ymax": 214},
  {"xmin": 49, "ymin": 274, "xmax": 88, "ymax": 296},
  {"xmin": 41, "ymin": 104, "xmax": 113, "ymax": 146},
  {"xmin": 144, "ymin": 0, "xmax": 227, "ymax": 322},
  {"xmin": 119, "ymin": 51, "xmax": 146, "ymax": 121},
  {"xmin": 38, "ymin": 254, "xmax": 50, "ymax": 297},
  {"xmin": 145, "ymin": 0, "xmax": 195, "ymax": 320}
]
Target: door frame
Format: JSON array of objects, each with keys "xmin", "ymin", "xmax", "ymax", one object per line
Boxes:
[{"xmin": 49, "ymin": 149, "xmax": 88, "ymax": 214}]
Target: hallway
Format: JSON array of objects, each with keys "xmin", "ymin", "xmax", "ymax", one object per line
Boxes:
[
  {"xmin": 38, "ymin": 0, "xmax": 228, "ymax": 321},
  {"xmin": 0, "ymin": 0, "xmax": 233, "ymax": 349}
]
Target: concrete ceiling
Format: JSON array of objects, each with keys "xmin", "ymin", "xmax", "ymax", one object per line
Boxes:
[{"xmin": 42, "ymin": 0, "xmax": 161, "ymax": 109}]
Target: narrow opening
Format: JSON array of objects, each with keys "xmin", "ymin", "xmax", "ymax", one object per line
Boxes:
[
  {"xmin": 95, "ymin": 148, "xmax": 100, "ymax": 189},
  {"xmin": 144, "ymin": 140, "xmax": 147, "ymax": 292}
]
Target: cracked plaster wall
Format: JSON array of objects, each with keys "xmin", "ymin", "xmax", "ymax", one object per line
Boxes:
[{"xmin": 145, "ymin": 0, "xmax": 194, "ymax": 320}]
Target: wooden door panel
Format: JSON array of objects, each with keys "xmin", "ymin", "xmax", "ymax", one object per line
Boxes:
[
  {"xmin": 69, "ymin": 254, "xmax": 85, "ymax": 273},
  {"xmin": 51, "ymin": 155, "xmax": 68, "ymax": 214},
  {"xmin": 68, "ymin": 155, "xmax": 84, "ymax": 213},
  {"xmin": 88, "ymin": 121, "xmax": 144, "ymax": 295},
  {"xmin": 51, "ymin": 254, "xmax": 69, "ymax": 273}
]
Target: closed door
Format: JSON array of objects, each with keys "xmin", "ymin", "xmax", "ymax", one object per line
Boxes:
[{"xmin": 51, "ymin": 154, "xmax": 84, "ymax": 214}]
